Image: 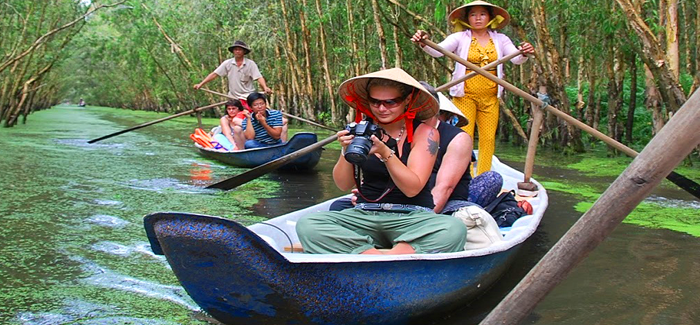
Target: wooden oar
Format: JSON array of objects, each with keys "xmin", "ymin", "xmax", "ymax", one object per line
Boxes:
[
  {"xmin": 518, "ymin": 101, "xmax": 545, "ymax": 195},
  {"xmin": 206, "ymin": 134, "xmax": 338, "ymax": 190},
  {"xmin": 87, "ymin": 101, "xmax": 227, "ymax": 143},
  {"xmin": 435, "ymin": 49, "xmax": 524, "ymax": 92},
  {"xmin": 420, "ymin": 39, "xmax": 700, "ymax": 200},
  {"xmin": 199, "ymin": 88, "xmax": 336, "ymax": 131}
]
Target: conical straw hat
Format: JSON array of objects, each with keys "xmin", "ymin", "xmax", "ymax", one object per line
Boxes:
[
  {"xmin": 448, "ymin": 0, "xmax": 511, "ymax": 30},
  {"xmin": 338, "ymin": 68, "xmax": 439, "ymax": 121},
  {"xmin": 437, "ymin": 93, "xmax": 469, "ymax": 128}
]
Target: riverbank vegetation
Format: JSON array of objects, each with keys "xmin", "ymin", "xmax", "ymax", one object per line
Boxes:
[{"xmin": 1, "ymin": 0, "xmax": 698, "ymax": 159}]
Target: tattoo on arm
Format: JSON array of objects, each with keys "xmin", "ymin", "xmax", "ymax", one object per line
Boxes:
[{"xmin": 427, "ymin": 129, "xmax": 439, "ymax": 156}]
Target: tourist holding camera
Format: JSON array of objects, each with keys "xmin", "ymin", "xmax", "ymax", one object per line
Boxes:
[{"xmin": 296, "ymin": 68, "xmax": 467, "ymax": 255}]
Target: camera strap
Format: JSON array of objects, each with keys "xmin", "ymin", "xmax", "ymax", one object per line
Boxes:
[
  {"xmin": 353, "ymin": 164, "xmax": 395, "ymax": 203},
  {"xmin": 353, "ymin": 140, "xmax": 399, "ymax": 203}
]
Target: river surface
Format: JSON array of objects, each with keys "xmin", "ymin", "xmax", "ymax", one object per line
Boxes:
[{"xmin": 1, "ymin": 105, "xmax": 698, "ymax": 325}]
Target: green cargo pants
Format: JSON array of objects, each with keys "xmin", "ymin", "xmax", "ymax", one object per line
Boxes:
[{"xmin": 296, "ymin": 208, "xmax": 467, "ymax": 254}]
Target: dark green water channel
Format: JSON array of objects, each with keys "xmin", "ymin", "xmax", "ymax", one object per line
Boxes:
[{"xmin": 1, "ymin": 105, "xmax": 698, "ymax": 324}]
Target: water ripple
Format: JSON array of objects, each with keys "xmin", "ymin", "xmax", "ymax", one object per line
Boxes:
[
  {"xmin": 124, "ymin": 177, "xmax": 215, "ymax": 194},
  {"xmin": 645, "ymin": 195, "xmax": 700, "ymax": 209},
  {"xmin": 54, "ymin": 138, "xmax": 126, "ymax": 150},
  {"xmin": 86, "ymin": 214, "xmax": 129, "ymax": 228},
  {"xmin": 72, "ymin": 256, "xmax": 199, "ymax": 312}
]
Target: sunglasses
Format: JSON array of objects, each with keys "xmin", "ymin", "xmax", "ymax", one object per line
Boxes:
[{"xmin": 368, "ymin": 96, "xmax": 405, "ymax": 108}]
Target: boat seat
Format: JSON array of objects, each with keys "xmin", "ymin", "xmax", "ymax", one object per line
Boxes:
[{"xmin": 284, "ymin": 243, "xmax": 304, "ymax": 253}]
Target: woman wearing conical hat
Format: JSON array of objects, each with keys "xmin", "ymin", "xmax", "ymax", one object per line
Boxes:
[
  {"xmin": 296, "ymin": 68, "xmax": 467, "ymax": 255},
  {"xmin": 411, "ymin": 1, "xmax": 535, "ymax": 176}
]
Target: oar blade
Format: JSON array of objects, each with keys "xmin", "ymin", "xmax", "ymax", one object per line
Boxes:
[
  {"xmin": 667, "ymin": 171, "xmax": 700, "ymax": 200},
  {"xmin": 87, "ymin": 101, "xmax": 226, "ymax": 144},
  {"xmin": 206, "ymin": 134, "xmax": 338, "ymax": 191}
]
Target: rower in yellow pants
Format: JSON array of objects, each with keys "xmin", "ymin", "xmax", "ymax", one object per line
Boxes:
[
  {"xmin": 453, "ymin": 92, "xmax": 499, "ymax": 176},
  {"xmin": 452, "ymin": 38, "xmax": 500, "ymax": 176}
]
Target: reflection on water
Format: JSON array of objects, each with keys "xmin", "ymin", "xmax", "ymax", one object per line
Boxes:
[
  {"xmin": 189, "ymin": 162, "xmax": 213, "ymax": 182},
  {"xmin": 0, "ymin": 106, "xmax": 698, "ymax": 325}
]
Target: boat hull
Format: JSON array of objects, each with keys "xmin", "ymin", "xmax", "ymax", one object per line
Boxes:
[
  {"xmin": 145, "ymin": 212, "xmax": 522, "ymax": 325},
  {"xmin": 144, "ymin": 156, "xmax": 547, "ymax": 324},
  {"xmin": 197, "ymin": 132, "xmax": 322, "ymax": 170}
]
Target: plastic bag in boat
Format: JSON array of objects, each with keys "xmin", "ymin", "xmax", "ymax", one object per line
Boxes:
[{"xmin": 452, "ymin": 204, "xmax": 503, "ymax": 250}]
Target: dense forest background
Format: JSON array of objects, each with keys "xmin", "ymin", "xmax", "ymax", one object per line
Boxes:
[{"xmin": 1, "ymin": 0, "xmax": 698, "ymax": 155}]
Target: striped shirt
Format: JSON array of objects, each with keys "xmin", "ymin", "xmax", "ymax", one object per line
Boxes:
[{"xmin": 242, "ymin": 109, "xmax": 283, "ymax": 144}]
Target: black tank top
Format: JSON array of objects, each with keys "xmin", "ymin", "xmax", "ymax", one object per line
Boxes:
[
  {"xmin": 355, "ymin": 123, "xmax": 434, "ymax": 208},
  {"xmin": 428, "ymin": 121, "xmax": 472, "ymax": 201}
]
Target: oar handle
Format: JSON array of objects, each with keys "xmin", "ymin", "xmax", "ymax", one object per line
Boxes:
[
  {"xmin": 200, "ymin": 87, "xmax": 236, "ymax": 100},
  {"xmin": 199, "ymin": 88, "xmax": 336, "ymax": 131},
  {"xmin": 436, "ymin": 50, "xmax": 523, "ymax": 92},
  {"xmin": 420, "ymin": 39, "xmax": 638, "ymax": 158},
  {"xmin": 87, "ymin": 101, "xmax": 227, "ymax": 143}
]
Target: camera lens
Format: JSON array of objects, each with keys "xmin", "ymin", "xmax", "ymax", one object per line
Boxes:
[{"xmin": 344, "ymin": 137, "xmax": 373, "ymax": 164}]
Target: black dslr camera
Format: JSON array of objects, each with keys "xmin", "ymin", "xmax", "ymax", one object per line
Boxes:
[{"xmin": 344, "ymin": 119, "xmax": 383, "ymax": 165}]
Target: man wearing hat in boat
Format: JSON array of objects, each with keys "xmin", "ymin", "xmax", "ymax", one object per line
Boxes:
[
  {"xmin": 194, "ymin": 40, "xmax": 273, "ymax": 108},
  {"xmin": 195, "ymin": 40, "xmax": 287, "ymax": 141}
]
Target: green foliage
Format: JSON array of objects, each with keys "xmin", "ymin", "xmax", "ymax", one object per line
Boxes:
[{"xmin": 4, "ymin": 0, "xmax": 697, "ymax": 156}]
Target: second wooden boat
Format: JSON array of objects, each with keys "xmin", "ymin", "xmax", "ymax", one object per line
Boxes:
[{"xmin": 196, "ymin": 132, "xmax": 322, "ymax": 170}]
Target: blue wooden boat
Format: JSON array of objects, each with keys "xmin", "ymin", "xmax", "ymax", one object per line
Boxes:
[
  {"xmin": 196, "ymin": 132, "xmax": 322, "ymax": 170},
  {"xmin": 144, "ymin": 157, "xmax": 548, "ymax": 324}
]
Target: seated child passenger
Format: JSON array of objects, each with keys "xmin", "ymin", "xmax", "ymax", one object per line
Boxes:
[{"xmin": 212, "ymin": 99, "xmax": 245, "ymax": 151}]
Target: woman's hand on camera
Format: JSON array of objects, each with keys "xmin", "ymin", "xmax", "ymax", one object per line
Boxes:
[
  {"xmin": 369, "ymin": 135, "xmax": 391, "ymax": 158},
  {"xmin": 337, "ymin": 130, "xmax": 353, "ymax": 150}
]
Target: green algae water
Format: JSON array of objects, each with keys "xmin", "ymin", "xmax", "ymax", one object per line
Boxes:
[
  {"xmin": 1, "ymin": 105, "xmax": 698, "ymax": 324},
  {"xmin": 0, "ymin": 105, "xmax": 289, "ymax": 324}
]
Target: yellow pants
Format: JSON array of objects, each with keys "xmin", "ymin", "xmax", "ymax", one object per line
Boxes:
[{"xmin": 452, "ymin": 93, "xmax": 499, "ymax": 176}]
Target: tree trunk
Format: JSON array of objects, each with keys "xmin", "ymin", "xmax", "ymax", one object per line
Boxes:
[
  {"xmin": 272, "ymin": 42, "xmax": 288, "ymax": 112},
  {"xmin": 584, "ymin": 71, "xmax": 597, "ymax": 127},
  {"xmin": 691, "ymin": 0, "xmax": 700, "ymax": 94},
  {"xmin": 531, "ymin": 0, "xmax": 583, "ymax": 152},
  {"xmin": 299, "ymin": 0, "xmax": 314, "ymax": 118},
  {"xmin": 346, "ymin": 0, "xmax": 361, "ymax": 77},
  {"xmin": 392, "ymin": 18, "xmax": 402, "ymax": 68},
  {"xmin": 664, "ymin": 0, "xmax": 679, "ymax": 79},
  {"xmin": 606, "ymin": 46, "xmax": 625, "ymax": 147},
  {"xmin": 593, "ymin": 94, "xmax": 601, "ymax": 131},
  {"xmin": 499, "ymin": 98, "xmax": 528, "ymax": 142},
  {"xmin": 644, "ymin": 64, "xmax": 665, "ymax": 134},
  {"xmin": 575, "ymin": 55, "xmax": 586, "ymax": 120},
  {"xmin": 370, "ymin": 0, "xmax": 389, "ymax": 69},
  {"xmin": 278, "ymin": 0, "xmax": 302, "ymax": 115},
  {"xmin": 625, "ymin": 53, "xmax": 638, "ymax": 145},
  {"xmin": 615, "ymin": 0, "xmax": 686, "ymax": 113},
  {"xmin": 313, "ymin": 0, "xmax": 338, "ymax": 122}
]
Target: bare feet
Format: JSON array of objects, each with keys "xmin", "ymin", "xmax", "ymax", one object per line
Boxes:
[{"xmin": 360, "ymin": 242, "xmax": 415, "ymax": 255}]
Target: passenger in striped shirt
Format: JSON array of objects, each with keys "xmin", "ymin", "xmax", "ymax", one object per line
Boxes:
[{"xmin": 237, "ymin": 92, "xmax": 284, "ymax": 148}]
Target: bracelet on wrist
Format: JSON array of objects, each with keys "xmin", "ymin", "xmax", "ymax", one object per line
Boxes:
[{"xmin": 379, "ymin": 149, "xmax": 395, "ymax": 163}]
